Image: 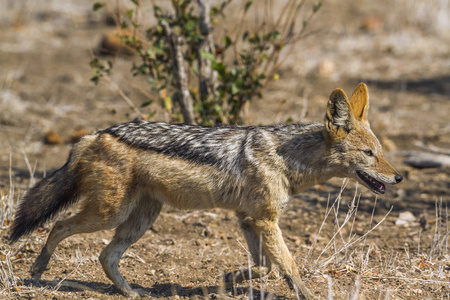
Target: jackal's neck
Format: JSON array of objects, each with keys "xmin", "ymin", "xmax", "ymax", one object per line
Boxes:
[{"xmin": 277, "ymin": 128, "xmax": 336, "ymax": 195}]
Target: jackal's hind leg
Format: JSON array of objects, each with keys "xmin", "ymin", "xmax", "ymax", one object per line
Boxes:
[
  {"xmin": 99, "ymin": 199, "xmax": 162, "ymax": 298},
  {"xmin": 31, "ymin": 210, "xmax": 116, "ymax": 281}
]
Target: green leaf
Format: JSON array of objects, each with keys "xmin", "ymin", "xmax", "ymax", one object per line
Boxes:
[
  {"xmin": 249, "ymin": 33, "xmax": 260, "ymax": 44},
  {"xmin": 313, "ymin": 2, "xmax": 322, "ymax": 13},
  {"xmin": 89, "ymin": 58, "xmax": 101, "ymax": 68},
  {"xmin": 231, "ymin": 83, "xmax": 239, "ymax": 95},
  {"xmin": 211, "ymin": 61, "xmax": 226, "ymax": 74},
  {"xmin": 244, "ymin": 0, "xmax": 253, "ymax": 12},
  {"xmin": 213, "ymin": 104, "xmax": 223, "ymax": 113},
  {"xmin": 153, "ymin": 5, "xmax": 162, "ymax": 15},
  {"xmin": 270, "ymin": 30, "xmax": 281, "ymax": 41},
  {"xmin": 90, "ymin": 75, "xmax": 100, "ymax": 85},
  {"xmin": 242, "ymin": 31, "xmax": 249, "ymax": 41},
  {"xmin": 130, "ymin": 0, "xmax": 138, "ymax": 5},
  {"xmin": 200, "ymin": 50, "xmax": 215, "ymax": 61},
  {"xmin": 164, "ymin": 97, "xmax": 173, "ymax": 111},
  {"xmin": 126, "ymin": 9, "xmax": 134, "ymax": 19},
  {"xmin": 223, "ymin": 35, "xmax": 232, "ymax": 49},
  {"xmin": 93, "ymin": 2, "xmax": 104, "ymax": 11},
  {"xmin": 185, "ymin": 21, "xmax": 196, "ymax": 31},
  {"xmin": 153, "ymin": 40, "xmax": 165, "ymax": 53},
  {"xmin": 141, "ymin": 99, "xmax": 153, "ymax": 107},
  {"xmin": 147, "ymin": 49, "xmax": 155, "ymax": 59}
]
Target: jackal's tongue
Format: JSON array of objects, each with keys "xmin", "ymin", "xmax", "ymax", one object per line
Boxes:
[{"xmin": 371, "ymin": 177, "xmax": 386, "ymax": 193}]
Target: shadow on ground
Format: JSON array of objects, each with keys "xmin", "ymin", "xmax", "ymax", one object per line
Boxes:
[
  {"xmin": 362, "ymin": 75, "xmax": 450, "ymax": 96},
  {"xmin": 23, "ymin": 278, "xmax": 288, "ymax": 299}
]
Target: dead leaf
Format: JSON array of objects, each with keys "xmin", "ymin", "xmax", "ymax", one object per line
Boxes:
[
  {"xmin": 346, "ymin": 265, "xmax": 356, "ymax": 273},
  {"xmin": 45, "ymin": 130, "xmax": 63, "ymax": 145}
]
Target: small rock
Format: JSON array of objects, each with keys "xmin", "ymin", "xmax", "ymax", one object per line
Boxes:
[
  {"xmin": 395, "ymin": 211, "xmax": 416, "ymax": 226},
  {"xmin": 194, "ymin": 240, "xmax": 205, "ymax": 247},
  {"xmin": 317, "ymin": 59, "xmax": 335, "ymax": 77},
  {"xmin": 395, "ymin": 188, "xmax": 406, "ymax": 199},
  {"xmin": 287, "ymin": 235, "xmax": 302, "ymax": 246},
  {"xmin": 146, "ymin": 269, "xmax": 156, "ymax": 276},
  {"xmin": 404, "ymin": 152, "xmax": 450, "ymax": 169}
]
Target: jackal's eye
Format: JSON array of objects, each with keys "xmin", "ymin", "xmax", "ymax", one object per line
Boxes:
[{"xmin": 363, "ymin": 149, "xmax": 374, "ymax": 157}]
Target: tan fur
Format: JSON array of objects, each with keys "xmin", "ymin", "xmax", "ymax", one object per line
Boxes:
[{"xmin": 15, "ymin": 83, "xmax": 403, "ymax": 300}]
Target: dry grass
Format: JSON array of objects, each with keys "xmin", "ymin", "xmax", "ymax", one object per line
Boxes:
[{"xmin": 298, "ymin": 181, "xmax": 450, "ymax": 298}]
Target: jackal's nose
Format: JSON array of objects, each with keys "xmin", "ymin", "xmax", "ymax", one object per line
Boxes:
[{"xmin": 395, "ymin": 174, "xmax": 403, "ymax": 183}]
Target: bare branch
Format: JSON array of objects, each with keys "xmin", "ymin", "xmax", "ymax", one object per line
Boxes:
[
  {"xmin": 197, "ymin": 0, "xmax": 218, "ymax": 102},
  {"xmin": 160, "ymin": 20, "xmax": 196, "ymax": 124}
]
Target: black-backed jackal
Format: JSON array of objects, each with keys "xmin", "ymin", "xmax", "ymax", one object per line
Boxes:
[{"xmin": 9, "ymin": 83, "xmax": 402, "ymax": 299}]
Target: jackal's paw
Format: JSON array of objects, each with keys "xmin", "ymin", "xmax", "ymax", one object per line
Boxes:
[
  {"xmin": 123, "ymin": 288, "xmax": 149, "ymax": 298},
  {"xmin": 30, "ymin": 277, "xmax": 43, "ymax": 287},
  {"xmin": 224, "ymin": 270, "xmax": 243, "ymax": 285},
  {"xmin": 123, "ymin": 289, "xmax": 140, "ymax": 298},
  {"xmin": 224, "ymin": 266, "xmax": 270, "ymax": 285},
  {"xmin": 30, "ymin": 266, "xmax": 44, "ymax": 282}
]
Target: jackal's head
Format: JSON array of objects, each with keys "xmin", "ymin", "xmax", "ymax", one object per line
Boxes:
[{"xmin": 324, "ymin": 83, "xmax": 403, "ymax": 194}]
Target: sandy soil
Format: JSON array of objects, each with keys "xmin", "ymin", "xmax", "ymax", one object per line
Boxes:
[{"xmin": 0, "ymin": 0, "xmax": 449, "ymax": 299}]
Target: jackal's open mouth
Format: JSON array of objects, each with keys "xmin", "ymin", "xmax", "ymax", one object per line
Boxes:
[{"xmin": 356, "ymin": 170, "xmax": 386, "ymax": 194}]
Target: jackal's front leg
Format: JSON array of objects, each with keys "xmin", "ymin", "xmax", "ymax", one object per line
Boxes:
[
  {"xmin": 251, "ymin": 218, "xmax": 316, "ymax": 300},
  {"xmin": 224, "ymin": 214, "xmax": 272, "ymax": 284}
]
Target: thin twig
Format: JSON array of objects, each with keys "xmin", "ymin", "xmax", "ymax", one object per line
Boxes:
[
  {"xmin": 318, "ymin": 206, "xmax": 393, "ymax": 269},
  {"xmin": 103, "ymin": 75, "xmax": 143, "ymax": 119},
  {"xmin": 54, "ymin": 247, "xmax": 89, "ymax": 291}
]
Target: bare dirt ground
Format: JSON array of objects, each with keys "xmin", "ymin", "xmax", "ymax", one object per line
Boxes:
[{"xmin": 0, "ymin": 0, "xmax": 449, "ymax": 299}]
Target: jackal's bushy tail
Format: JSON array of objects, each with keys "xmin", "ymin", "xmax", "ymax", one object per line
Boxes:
[{"xmin": 9, "ymin": 154, "xmax": 82, "ymax": 243}]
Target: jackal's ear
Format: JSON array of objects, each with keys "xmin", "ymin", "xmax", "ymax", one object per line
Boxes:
[
  {"xmin": 325, "ymin": 88, "xmax": 354, "ymax": 138},
  {"xmin": 349, "ymin": 82, "xmax": 369, "ymax": 123}
]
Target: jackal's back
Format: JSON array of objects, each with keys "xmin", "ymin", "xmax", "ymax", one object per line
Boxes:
[{"xmin": 100, "ymin": 120, "xmax": 323, "ymax": 174}]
